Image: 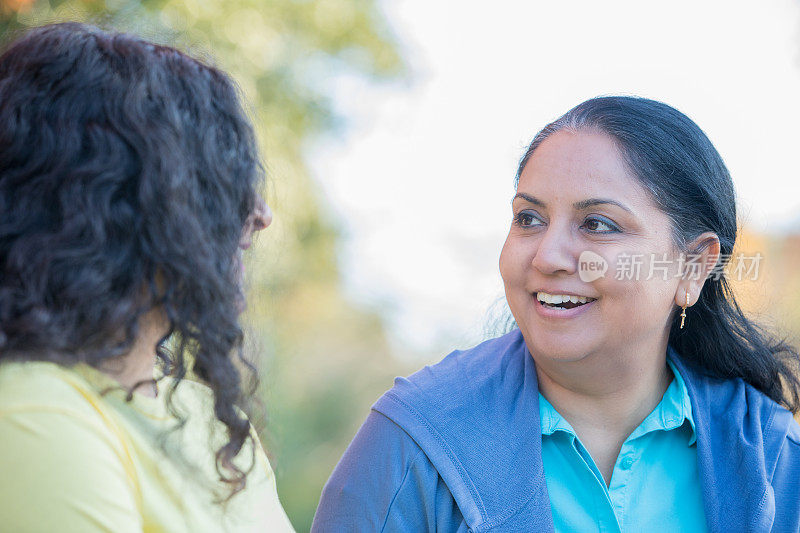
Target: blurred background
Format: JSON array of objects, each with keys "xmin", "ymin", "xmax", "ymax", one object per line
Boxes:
[{"xmin": 2, "ymin": 1, "xmax": 800, "ymax": 530}]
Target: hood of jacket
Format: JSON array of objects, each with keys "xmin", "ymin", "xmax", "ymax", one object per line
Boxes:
[{"xmin": 371, "ymin": 328, "xmax": 798, "ymax": 532}]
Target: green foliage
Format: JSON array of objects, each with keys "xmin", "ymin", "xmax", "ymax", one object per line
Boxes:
[{"xmin": 1, "ymin": 1, "xmax": 410, "ymax": 530}]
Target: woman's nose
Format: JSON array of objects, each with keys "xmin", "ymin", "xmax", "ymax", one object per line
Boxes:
[
  {"xmin": 530, "ymin": 222, "xmax": 577, "ymax": 275},
  {"xmin": 251, "ymin": 196, "xmax": 272, "ymax": 232}
]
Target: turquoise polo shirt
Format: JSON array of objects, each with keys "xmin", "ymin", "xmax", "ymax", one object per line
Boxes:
[{"xmin": 538, "ymin": 357, "xmax": 708, "ymax": 532}]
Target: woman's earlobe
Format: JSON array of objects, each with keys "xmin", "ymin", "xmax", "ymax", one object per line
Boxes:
[{"xmin": 675, "ymin": 284, "xmax": 694, "ymax": 308}]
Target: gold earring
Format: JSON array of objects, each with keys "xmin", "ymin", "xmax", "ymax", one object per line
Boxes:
[{"xmin": 679, "ymin": 291, "xmax": 689, "ymax": 329}]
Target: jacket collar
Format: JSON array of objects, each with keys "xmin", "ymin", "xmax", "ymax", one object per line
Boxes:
[
  {"xmin": 373, "ymin": 329, "xmax": 789, "ymax": 532},
  {"xmin": 666, "ymin": 344, "xmax": 787, "ymax": 532},
  {"xmin": 538, "ymin": 356, "xmax": 696, "ymax": 446}
]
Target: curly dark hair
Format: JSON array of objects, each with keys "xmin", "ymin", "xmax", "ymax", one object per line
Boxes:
[{"xmin": 0, "ymin": 22, "xmax": 265, "ymax": 499}]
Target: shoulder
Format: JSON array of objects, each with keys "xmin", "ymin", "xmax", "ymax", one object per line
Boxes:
[
  {"xmin": 0, "ymin": 359, "xmax": 136, "ymax": 466},
  {"xmin": 769, "ymin": 413, "xmax": 800, "ymax": 528},
  {"xmin": 0, "ymin": 360, "xmax": 115, "ymax": 423},
  {"xmin": 773, "ymin": 408, "xmax": 800, "ymax": 466},
  {"xmin": 363, "ymin": 329, "xmax": 541, "ymax": 528},
  {"xmin": 669, "ymin": 350, "xmax": 788, "ymax": 442},
  {"xmin": 377, "ymin": 329, "xmax": 528, "ymax": 413},
  {"xmin": 320, "ymin": 410, "xmax": 429, "ymax": 499},
  {"xmin": 159, "ymin": 374, "xmax": 216, "ymax": 414},
  {"xmin": 411, "ymin": 328, "xmax": 526, "ymax": 386},
  {"xmin": 313, "ymin": 409, "xmax": 456, "ymax": 532},
  {"xmin": 709, "ymin": 374, "xmax": 792, "ymax": 449},
  {"xmin": 0, "ymin": 362, "xmax": 143, "ymax": 531},
  {"xmin": 371, "ymin": 328, "xmax": 533, "ymax": 456},
  {"xmin": 672, "ymin": 352, "xmax": 800, "ymax": 480}
]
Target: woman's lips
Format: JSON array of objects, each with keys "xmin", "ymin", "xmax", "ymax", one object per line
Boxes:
[{"xmin": 533, "ymin": 293, "xmax": 597, "ymax": 319}]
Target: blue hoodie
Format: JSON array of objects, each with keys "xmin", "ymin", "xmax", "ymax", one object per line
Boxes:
[{"xmin": 312, "ymin": 329, "xmax": 800, "ymax": 532}]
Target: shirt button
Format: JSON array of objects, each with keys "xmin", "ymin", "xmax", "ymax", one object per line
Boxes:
[{"xmin": 620, "ymin": 456, "xmax": 634, "ymax": 469}]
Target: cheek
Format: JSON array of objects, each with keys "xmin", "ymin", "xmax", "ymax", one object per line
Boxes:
[
  {"xmin": 600, "ymin": 274, "xmax": 676, "ymax": 327},
  {"xmin": 590, "ymin": 248, "xmax": 671, "ymax": 294},
  {"xmin": 499, "ymin": 236, "xmax": 526, "ymax": 286},
  {"xmin": 578, "ymin": 248, "xmax": 622, "ymax": 297}
]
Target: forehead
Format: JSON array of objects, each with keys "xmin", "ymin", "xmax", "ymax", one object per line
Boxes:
[{"xmin": 518, "ymin": 129, "xmax": 652, "ymax": 209}]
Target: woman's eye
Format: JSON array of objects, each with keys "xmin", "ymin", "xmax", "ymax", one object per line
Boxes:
[
  {"xmin": 583, "ymin": 217, "xmax": 618, "ymax": 233},
  {"xmin": 513, "ymin": 212, "xmax": 618, "ymax": 232},
  {"xmin": 514, "ymin": 211, "xmax": 540, "ymax": 227}
]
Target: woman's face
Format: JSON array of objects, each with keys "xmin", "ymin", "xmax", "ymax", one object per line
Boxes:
[
  {"xmin": 234, "ymin": 194, "xmax": 271, "ymax": 291},
  {"xmin": 499, "ymin": 129, "xmax": 684, "ymax": 363},
  {"xmin": 239, "ymin": 194, "xmax": 272, "ymax": 251}
]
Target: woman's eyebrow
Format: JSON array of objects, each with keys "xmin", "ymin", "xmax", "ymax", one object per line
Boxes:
[{"xmin": 512, "ymin": 192, "xmax": 634, "ymax": 215}]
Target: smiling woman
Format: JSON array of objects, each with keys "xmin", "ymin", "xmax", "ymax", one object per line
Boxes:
[
  {"xmin": 501, "ymin": 129, "xmax": 710, "ymax": 392},
  {"xmin": 311, "ymin": 95, "xmax": 800, "ymax": 533}
]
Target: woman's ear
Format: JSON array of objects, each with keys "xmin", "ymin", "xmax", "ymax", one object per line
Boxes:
[{"xmin": 675, "ymin": 232, "xmax": 721, "ymax": 306}]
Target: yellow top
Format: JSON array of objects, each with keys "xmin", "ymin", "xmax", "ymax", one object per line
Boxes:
[{"xmin": 0, "ymin": 360, "xmax": 295, "ymax": 533}]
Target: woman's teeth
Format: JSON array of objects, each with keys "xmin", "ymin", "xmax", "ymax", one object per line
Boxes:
[{"xmin": 536, "ymin": 291, "xmax": 596, "ymax": 309}]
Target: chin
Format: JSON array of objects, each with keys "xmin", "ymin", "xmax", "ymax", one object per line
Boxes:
[
  {"xmin": 235, "ymin": 287, "xmax": 247, "ymax": 314},
  {"xmin": 533, "ymin": 343, "xmax": 587, "ymax": 362},
  {"xmin": 521, "ymin": 326, "xmax": 593, "ymax": 362}
]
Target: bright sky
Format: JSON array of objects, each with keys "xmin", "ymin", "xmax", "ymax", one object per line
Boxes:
[{"xmin": 308, "ymin": 0, "xmax": 800, "ymax": 358}]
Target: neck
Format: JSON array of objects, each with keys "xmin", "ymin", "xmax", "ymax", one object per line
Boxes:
[
  {"xmin": 533, "ymin": 335, "xmax": 673, "ymax": 441},
  {"xmin": 100, "ymin": 310, "xmax": 168, "ymax": 398}
]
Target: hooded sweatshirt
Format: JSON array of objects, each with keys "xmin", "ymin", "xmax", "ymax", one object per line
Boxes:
[{"xmin": 311, "ymin": 329, "xmax": 800, "ymax": 532}]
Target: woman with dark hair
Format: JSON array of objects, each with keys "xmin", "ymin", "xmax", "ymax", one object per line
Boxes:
[
  {"xmin": 312, "ymin": 96, "xmax": 800, "ymax": 532},
  {"xmin": 0, "ymin": 22, "xmax": 294, "ymax": 531}
]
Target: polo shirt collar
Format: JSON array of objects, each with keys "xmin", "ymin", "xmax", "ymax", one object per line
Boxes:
[{"xmin": 538, "ymin": 356, "xmax": 697, "ymax": 446}]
